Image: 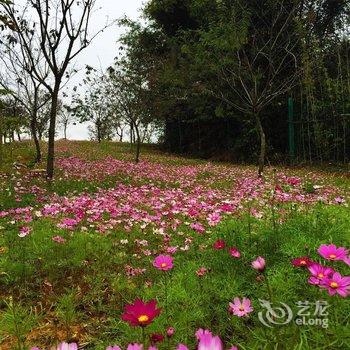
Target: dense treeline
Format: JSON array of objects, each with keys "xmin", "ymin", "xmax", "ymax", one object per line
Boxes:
[
  {"xmin": 120, "ymin": 0, "xmax": 350, "ymax": 169},
  {"xmin": 1, "ymin": 1, "xmax": 349, "ymax": 177}
]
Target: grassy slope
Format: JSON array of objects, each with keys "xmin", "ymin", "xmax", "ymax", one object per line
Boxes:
[{"xmin": 0, "ymin": 140, "xmax": 349, "ymax": 350}]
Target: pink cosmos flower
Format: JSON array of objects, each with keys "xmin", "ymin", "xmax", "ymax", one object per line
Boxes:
[
  {"xmin": 229, "ymin": 247, "xmax": 241, "ymax": 258},
  {"xmin": 343, "ymin": 256, "xmax": 350, "ymax": 267},
  {"xmin": 190, "ymin": 222, "xmax": 205, "ymax": 234},
  {"xmin": 196, "ymin": 267, "xmax": 208, "ymax": 277},
  {"xmin": 18, "ymin": 226, "xmax": 31, "ymax": 238},
  {"xmin": 320, "ymin": 272, "xmax": 350, "ymax": 297},
  {"xmin": 153, "ymin": 255, "xmax": 174, "ymax": 271},
  {"xmin": 198, "ymin": 332, "xmax": 223, "ymax": 350},
  {"xmin": 334, "ymin": 196, "xmax": 345, "ymax": 204},
  {"xmin": 207, "ymin": 212, "xmax": 221, "ymax": 226},
  {"xmin": 291, "ymin": 256, "xmax": 313, "ymax": 267},
  {"xmin": 127, "ymin": 345, "xmax": 143, "ymax": 350},
  {"xmin": 251, "ymin": 256, "xmax": 266, "ymax": 272},
  {"xmin": 229, "ymin": 347, "xmax": 238, "ymax": 350},
  {"xmin": 318, "ymin": 244, "xmax": 348, "ymax": 261},
  {"xmin": 229, "ymin": 297, "xmax": 254, "ymax": 317},
  {"xmin": 166, "ymin": 327, "xmax": 175, "ymax": 337},
  {"xmin": 308, "ymin": 263, "xmax": 334, "ymax": 285},
  {"xmin": 106, "ymin": 347, "xmax": 121, "ymax": 350},
  {"xmin": 166, "ymin": 246, "xmax": 178, "ymax": 254},
  {"xmin": 195, "ymin": 329, "xmax": 212, "ymax": 340},
  {"xmin": 56, "ymin": 343, "xmax": 78, "ymax": 350},
  {"xmin": 177, "ymin": 345, "xmax": 189, "ymax": 350},
  {"xmin": 213, "ymin": 239, "xmax": 225, "ymax": 250},
  {"xmin": 52, "ymin": 235, "xmax": 66, "ymax": 244}
]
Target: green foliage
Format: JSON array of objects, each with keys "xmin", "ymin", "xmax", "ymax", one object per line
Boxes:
[{"xmin": 0, "ymin": 301, "xmax": 38, "ymax": 350}]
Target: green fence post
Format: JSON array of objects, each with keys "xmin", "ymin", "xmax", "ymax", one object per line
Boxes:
[{"xmin": 288, "ymin": 97, "xmax": 295, "ymax": 160}]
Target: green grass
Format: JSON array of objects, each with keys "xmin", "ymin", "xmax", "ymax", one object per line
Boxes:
[{"xmin": 0, "ymin": 140, "xmax": 349, "ymax": 350}]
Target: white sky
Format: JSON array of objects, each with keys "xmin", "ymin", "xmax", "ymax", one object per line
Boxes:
[{"xmin": 59, "ymin": 0, "xmax": 145, "ymax": 140}]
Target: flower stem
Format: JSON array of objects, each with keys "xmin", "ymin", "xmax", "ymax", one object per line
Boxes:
[{"xmin": 264, "ymin": 272, "xmax": 273, "ymax": 301}]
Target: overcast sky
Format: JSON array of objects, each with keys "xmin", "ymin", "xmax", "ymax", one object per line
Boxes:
[{"xmin": 60, "ymin": 0, "xmax": 145, "ymax": 140}]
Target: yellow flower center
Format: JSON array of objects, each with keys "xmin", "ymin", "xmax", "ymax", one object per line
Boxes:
[
  {"xmin": 161, "ymin": 262, "xmax": 167, "ymax": 268},
  {"xmin": 329, "ymin": 254, "xmax": 337, "ymax": 259},
  {"xmin": 318, "ymin": 273, "xmax": 324, "ymax": 278},
  {"xmin": 330, "ymin": 282, "xmax": 338, "ymax": 288},
  {"xmin": 239, "ymin": 305, "xmax": 245, "ymax": 311},
  {"xmin": 138, "ymin": 315, "xmax": 149, "ymax": 323}
]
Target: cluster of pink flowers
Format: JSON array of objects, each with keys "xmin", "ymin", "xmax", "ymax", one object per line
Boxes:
[
  {"xmin": 293, "ymin": 244, "xmax": 350, "ymax": 297},
  {"xmin": 33, "ymin": 329, "xmax": 240, "ymax": 350}
]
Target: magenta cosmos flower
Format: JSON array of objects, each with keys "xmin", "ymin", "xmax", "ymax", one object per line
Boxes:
[
  {"xmin": 343, "ymin": 256, "xmax": 350, "ymax": 266},
  {"xmin": 291, "ymin": 256, "xmax": 313, "ymax": 267},
  {"xmin": 308, "ymin": 263, "xmax": 334, "ymax": 285},
  {"xmin": 251, "ymin": 256, "xmax": 266, "ymax": 272},
  {"xmin": 229, "ymin": 297, "xmax": 254, "ymax": 317},
  {"xmin": 122, "ymin": 299, "xmax": 161, "ymax": 327},
  {"xmin": 106, "ymin": 347, "xmax": 121, "ymax": 350},
  {"xmin": 153, "ymin": 255, "xmax": 174, "ymax": 271},
  {"xmin": 213, "ymin": 239, "xmax": 226, "ymax": 250},
  {"xmin": 320, "ymin": 272, "xmax": 350, "ymax": 297},
  {"xmin": 318, "ymin": 244, "xmax": 348, "ymax": 261}
]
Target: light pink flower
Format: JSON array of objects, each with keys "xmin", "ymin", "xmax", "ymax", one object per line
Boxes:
[
  {"xmin": 177, "ymin": 345, "xmax": 189, "ymax": 350},
  {"xmin": 56, "ymin": 343, "xmax": 78, "ymax": 350},
  {"xmin": 127, "ymin": 344, "xmax": 143, "ymax": 350},
  {"xmin": 198, "ymin": 332, "xmax": 223, "ymax": 350},
  {"xmin": 196, "ymin": 267, "xmax": 208, "ymax": 277},
  {"xmin": 18, "ymin": 226, "xmax": 31, "ymax": 238},
  {"xmin": 251, "ymin": 256, "xmax": 266, "ymax": 272},
  {"xmin": 52, "ymin": 235, "xmax": 66, "ymax": 244},
  {"xmin": 195, "ymin": 329, "xmax": 212, "ymax": 340},
  {"xmin": 166, "ymin": 327, "xmax": 175, "ymax": 337},
  {"xmin": 229, "ymin": 297, "xmax": 254, "ymax": 317}
]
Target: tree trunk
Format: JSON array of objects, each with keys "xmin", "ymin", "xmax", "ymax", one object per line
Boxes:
[
  {"xmin": 133, "ymin": 121, "xmax": 141, "ymax": 163},
  {"xmin": 64, "ymin": 121, "xmax": 68, "ymax": 139},
  {"xmin": 46, "ymin": 84, "xmax": 60, "ymax": 179},
  {"xmin": 96, "ymin": 118, "xmax": 102, "ymax": 143},
  {"xmin": 30, "ymin": 112, "xmax": 41, "ymax": 163},
  {"xmin": 0, "ymin": 129, "xmax": 3, "ymax": 166},
  {"xmin": 255, "ymin": 112, "xmax": 266, "ymax": 177},
  {"xmin": 17, "ymin": 131, "xmax": 21, "ymax": 142}
]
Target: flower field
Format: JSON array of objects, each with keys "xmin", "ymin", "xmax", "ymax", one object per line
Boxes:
[{"xmin": 0, "ymin": 141, "xmax": 349, "ymax": 350}]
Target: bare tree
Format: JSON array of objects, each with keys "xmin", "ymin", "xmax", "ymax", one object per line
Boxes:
[
  {"xmin": 1, "ymin": 0, "xmax": 107, "ymax": 178},
  {"xmin": 106, "ymin": 61, "xmax": 152, "ymax": 163},
  {"xmin": 58, "ymin": 104, "xmax": 72, "ymax": 139},
  {"xmin": 0, "ymin": 31, "xmax": 50, "ymax": 162}
]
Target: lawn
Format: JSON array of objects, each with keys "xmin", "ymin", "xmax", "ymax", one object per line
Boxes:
[{"xmin": 0, "ymin": 140, "xmax": 349, "ymax": 350}]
